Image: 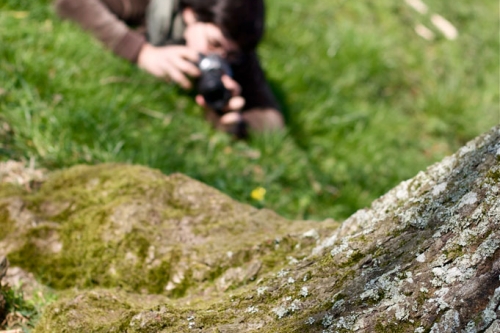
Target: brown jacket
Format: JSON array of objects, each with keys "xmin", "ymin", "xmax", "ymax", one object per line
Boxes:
[{"xmin": 54, "ymin": 0, "xmax": 280, "ymax": 111}]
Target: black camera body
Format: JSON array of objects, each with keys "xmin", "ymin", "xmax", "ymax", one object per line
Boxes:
[{"xmin": 197, "ymin": 54, "xmax": 232, "ymax": 115}]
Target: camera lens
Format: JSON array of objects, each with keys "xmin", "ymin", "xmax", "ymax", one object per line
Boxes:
[{"xmin": 197, "ymin": 54, "xmax": 232, "ymax": 115}]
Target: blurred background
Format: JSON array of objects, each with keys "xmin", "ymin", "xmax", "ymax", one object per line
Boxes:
[{"xmin": 1, "ymin": 0, "xmax": 498, "ymax": 221}]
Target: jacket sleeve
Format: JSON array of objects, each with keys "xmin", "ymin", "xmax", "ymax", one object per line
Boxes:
[
  {"xmin": 232, "ymin": 51, "xmax": 281, "ymax": 112},
  {"xmin": 54, "ymin": 0, "xmax": 147, "ymax": 63}
]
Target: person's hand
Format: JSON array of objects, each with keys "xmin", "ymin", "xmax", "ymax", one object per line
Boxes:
[
  {"xmin": 137, "ymin": 43, "xmax": 200, "ymax": 89},
  {"xmin": 195, "ymin": 74, "xmax": 245, "ymax": 125}
]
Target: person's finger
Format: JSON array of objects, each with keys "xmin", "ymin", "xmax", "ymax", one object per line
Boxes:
[
  {"xmin": 220, "ymin": 111, "xmax": 243, "ymax": 125},
  {"xmin": 221, "ymin": 75, "xmax": 241, "ymax": 96},
  {"xmin": 173, "ymin": 58, "xmax": 201, "ymax": 78},
  {"xmin": 227, "ymin": 96, "xmax": 245, "ymax": 111},
  {"xmin": 195, "ymin": 94, "xmax": 206, "ymax": 107},
  {"xmin": 177, "ymin": 46, "xmax": 200, "ymax": 63},
  {"xmin": 162, "ymin": 62, "xmax": 192, "ymax": 89},
  {"xmin": 174, "ymin": 72, "xmax": 192, "ymax": 90}
]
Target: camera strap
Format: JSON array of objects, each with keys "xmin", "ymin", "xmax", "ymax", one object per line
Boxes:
[{"xmin": 146, "ymin": 0, "xmax": 186, "ymax": 46}]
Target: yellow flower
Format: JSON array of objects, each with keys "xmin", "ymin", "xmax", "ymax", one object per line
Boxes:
[
  {"xmin": 250, "ymin": 187, "xmax": 266, "ymax": 201},
  {"xmin": 10, "ymin": 11, "xmax": 29, "ymax": 19}
]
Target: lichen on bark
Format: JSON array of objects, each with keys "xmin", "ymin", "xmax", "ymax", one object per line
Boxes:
[{"xmin": 1, "ymin": 127, "xmax": 499, "ymax": 332}]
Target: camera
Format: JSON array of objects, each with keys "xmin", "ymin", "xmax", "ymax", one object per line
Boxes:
[{"xmin": 197, "ymin": 54, "xmax": 232, "ymax": 115}]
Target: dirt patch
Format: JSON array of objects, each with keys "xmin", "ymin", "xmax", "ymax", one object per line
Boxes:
[{"xmin": 0, "ymin": 160, "xmax": 46, "ymax": 192}]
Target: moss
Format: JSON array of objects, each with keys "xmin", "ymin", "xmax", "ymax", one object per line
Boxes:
[
  {"xmin": 7, "ymin": 225, "xmax": 65, "ymax": 287},
  {"xmin": 416, "ymin": 291, "xmax": 428, "ymax": 308},
  {"xmin": 0, "ymin": 183, "xmax": 26, "ymax": 199},
  {"xmin": 0, "ymin": 203, "xmax": 14, "ymax": 241},
  {"xmin": 27, "ymin": 164, "xmax": 174, "ymax": 218},
  {"xmin": 33, "ymin": 289, "xmax": 142, "ymax": 333},
  {"xmin": 443, "ymin": 244, "xmax": 465, "ymax": 262},
  {"xmin": 338, "ymin": 250, "xmax": 364, "ymax": 268},
  {"xmin": 388, "ymin": 227, "xmax": 405, "ymax": 238},
  {"xmin": 0, "ymin": 165, "xmax": 426, "ymax": 331},
  {"xmin": 486, "ymin": 169, "xmax": 500, "ymax": 182},
  {"xmin": 168, "ymin": 274, "xmax": 193, "ymax": 299},
  {"xmin": 146, "ymin": 260, "xmax": 172, "ymax": 294},
  {"xmin": 2, "ymin": 164, "xmax": 315, "ymax": 300},
  {"xmin": 357, "ymin": 234, "xmax": 368, "ymax": 242},
  {"xmin": 2, "ymin": 165, "xmax": 191, "ymax": 295},
  {"xmin": 332, "ymin": 293, "xmax": 345, "ymax": 303},
  {"xmin": 337, "ymin": 270, "xmax": 356, "ymax": 286},
  {"xmin": 123, "ymin": 229, "xmax": 151, "ymax": 261},
  {"xmin": 260, "ymin": 237, "xmax": 302, "ymax": 271}
]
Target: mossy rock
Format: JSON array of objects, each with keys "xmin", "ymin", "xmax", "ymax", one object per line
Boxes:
[{"xmin": 0, "ymin": 164, "xmax": 335, "ymax": 299}]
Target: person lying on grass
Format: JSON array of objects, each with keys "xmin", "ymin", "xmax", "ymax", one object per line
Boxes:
[{"xmin": 55, "ymin": 0, "xmax": 284, "ymax": 138}]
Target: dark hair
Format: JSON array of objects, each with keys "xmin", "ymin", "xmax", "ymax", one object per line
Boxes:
[{"xmin": 180, "ymin": 0, "xmax": 265, "ymax": 52}]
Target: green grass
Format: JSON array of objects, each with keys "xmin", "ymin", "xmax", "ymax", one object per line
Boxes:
[
  {"xmin": 0, "ymin": 0, "xmax": 498, "ymax": 221},
  {"xmin": 1, "ymin": 282, "xmax": 57, "ymax": 331}
]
